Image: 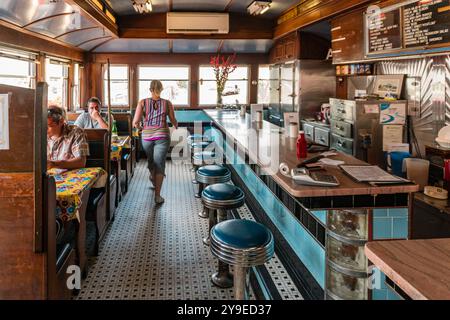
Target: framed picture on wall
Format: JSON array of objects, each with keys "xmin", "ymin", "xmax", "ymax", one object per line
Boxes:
[{"xmin": 373, "ymin": 75, "xmax": 404, "ymax": 99}]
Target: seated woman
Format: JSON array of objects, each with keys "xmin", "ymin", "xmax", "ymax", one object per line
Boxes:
[
  {"xmin": 47, "ymin": 105, "xmax": 89, "ymax": 170},
  {"xmin": 74, "ymin": 97, "xmax": 113, "ymax": 129}
]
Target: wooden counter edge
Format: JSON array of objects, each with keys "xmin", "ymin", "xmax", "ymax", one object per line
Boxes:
[{"xmin": 365, "ymin": 242, "xmax": 428, "ymax": 300}]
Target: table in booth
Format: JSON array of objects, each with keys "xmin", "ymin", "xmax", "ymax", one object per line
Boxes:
[
  {"xmin": 111, "ymin": 135, "xmax": 131, "ymax": 161},
  {"xmin": 48, "ymin": 167, "xmax": 107, "ymax": 221}
]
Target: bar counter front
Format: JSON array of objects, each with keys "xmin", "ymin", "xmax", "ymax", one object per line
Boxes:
[{"xmin": 192, "ymin": 109, "xmax": 419, "ymax": 300}]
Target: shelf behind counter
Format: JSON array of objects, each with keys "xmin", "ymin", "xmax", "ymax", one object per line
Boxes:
[{"xmin": 203, "ymin": 109, "xmax": 418, "ymax": 300}]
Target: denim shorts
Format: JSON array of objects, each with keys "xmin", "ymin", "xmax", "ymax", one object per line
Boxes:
[{"xmin": 141, "ymin": 138, "xmax": 170, "ymax": 174}]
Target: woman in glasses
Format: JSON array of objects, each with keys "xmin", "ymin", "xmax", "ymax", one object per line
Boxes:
[{"xmin": 132, "ymin": 80, "xmax": 178, "ymax": 205}]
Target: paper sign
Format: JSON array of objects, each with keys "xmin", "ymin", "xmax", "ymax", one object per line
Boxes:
[
  {"xmin": 0, "ymin": 94, "xmax": 9, "ymax": 150},
  {"xmin": 387, "ymin": 143, "xmax": 410, "ymax": 152},
  {"xmin": 364, "ymin": 104, "xmax": 379, "ymax": 114},
  {"xmin": 383, "ymin": 125, "xmax": 403, "ymax": 151},
  {"xmin": 380, "ymin": 103, "xmax": 406, "ymax": 125}
]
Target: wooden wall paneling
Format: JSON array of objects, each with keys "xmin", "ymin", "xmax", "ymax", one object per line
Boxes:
[
  {"xmin": 0, "ymin": 173, "xmax": 46, "ymax": 299},
  {"xmin": 274, "ymin": 0, "xmax": 372, "ymax": 39},
  {"xmin": 118, "ymin": 13, "xmax": 273, "ymax": 39},
  {"xmin": 129, "ymin": 64, "xmax": 138, "ymax": 110},
  {"xmin": 250, "ymin": 64, "xmax": 259, "ymax": 104},
  {"xmin": 34, "ymin": 82, "xmax": 48, "ymax": 253},
  {"xmin": 0, "ymin": 84, "xmax": 36, "ymax": 172},
  {"xmin": 331, "ymin": 8, "xmax": 366, "ymax": 64}
]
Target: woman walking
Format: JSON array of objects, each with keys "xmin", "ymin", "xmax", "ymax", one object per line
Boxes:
[{"xmin": 133, "ymin": 80, "xmax": 178, "ymax": 204}]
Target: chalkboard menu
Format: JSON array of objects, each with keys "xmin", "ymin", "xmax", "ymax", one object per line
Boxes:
[
  {"xmin": 366, "ymin": 0, "xmax": 450, "ymax": 55},
  {"xmin": 367, "ymin": 8, "xmax": 402, "ymax": 53},
  {"xmin": 404, "ymin": 0, "xmax": 450, "ymax": 48}
]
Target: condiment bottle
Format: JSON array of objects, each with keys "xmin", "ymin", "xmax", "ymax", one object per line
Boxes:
[{"xmin": 297, "ymin": 131, "xmax": 307, "ymax": 159}]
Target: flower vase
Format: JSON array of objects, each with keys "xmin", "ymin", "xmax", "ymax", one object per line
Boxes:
[{"xmin": 216, "ymin": 90, "xmax": 224, "ymax": 109}]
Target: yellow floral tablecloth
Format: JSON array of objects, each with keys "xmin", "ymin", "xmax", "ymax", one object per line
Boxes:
[
  {"xmin": 111, "ymin": 136, "xmax": 131, "ymax": 161},
  {"xmin": 48, "ymin": 167, "xmax": 107, "ymax": 221}
]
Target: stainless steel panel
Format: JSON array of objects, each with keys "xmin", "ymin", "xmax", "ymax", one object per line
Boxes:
[
  {"xmin": 331, "ymin": 134, "xmax": 353, "ymax": 155},
  {"xmin": 303, "ymin": 123, "xmax": 314, "ymax": 142},
  {"xmin": 78, "ymin": 37, "xmax": 112, "ymax": 51},
  {"xmin": 377, "ymin": 56, "xmax": 450, "ymax": 156},
  {"xmin": 330, "ymin": 98, "xmax": 354, "ymax": 123},
  {"xmin": 347, "ymin": 76, "xmax": 376, "ymax": 100},
  {"xmin": 298, "ymin": 60, "xmax": 336, "ymax": 121},
  {"xmin": 330, "ymin": 120, "xmax": 352, "ymax": 138},
  {"xmin": 314, "ymin": 126, "xmax": 329, "ymax": 146},
  {"xmin": 59, "ymin": 27, "xmax": 107, "ymax": 47},
  {"xmin": 26, "ymin": 14, "xmax": 96, "ymax": 39},
  {"xmin": 0, "ymin": 0, "xmax": 72, "ymax": 27}
]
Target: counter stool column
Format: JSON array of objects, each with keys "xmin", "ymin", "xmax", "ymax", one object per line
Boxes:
[
  {"xmin": 201, "ymin": 183, "xmax": 245, "ymax": 288},
  {"xmin": 195, "ymin": 165, "xmax": 231, "ymax": 219},
  {"xmin": 210, "ymin": 219, "xmax": 274, "ymax": 300},
  {"xmin": 192, "ymin": 150, "xmax": 217, "ymax": 184}
]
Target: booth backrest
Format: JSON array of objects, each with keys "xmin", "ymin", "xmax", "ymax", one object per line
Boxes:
[
  {"xmin": 66, "ymin": 112, "xmax": 80, "ymax": 123},
  {"xmin": 112, "ymin": 113, "xmax": 132, "ymax": 137},
  {"xmin": 84, "ymin": 129, "xmax": 110, "ymax": 174}
]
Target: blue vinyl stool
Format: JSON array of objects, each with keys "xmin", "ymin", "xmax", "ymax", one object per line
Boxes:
[
  {"xmin": 201, "ymin": 183, "xmax": 245, "ymax": 288},
  {"xmin": 195, "ymin": 165, "xmax": 231, "ymax": 219},
  {"xmin": 210, "ymin": 219, "xmax": 274, "ymax": 299},
  {"xmin": 188, "ymin": 134, "xmax": 212, "ymax": 172}
]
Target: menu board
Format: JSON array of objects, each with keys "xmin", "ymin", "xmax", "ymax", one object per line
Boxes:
[
  {"xmin": 366, "ymin": 0, "xmax": 450, "ymax": 55},
  {"xmin": 367, "ymin": 8, "xmax": 402, "ymax": 53},
  {"xmin": 403, "ymin": 0, "xmax": 450, "ymax": 48}
]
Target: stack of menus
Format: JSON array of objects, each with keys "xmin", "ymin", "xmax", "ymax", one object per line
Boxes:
[
  {"xmin": 339, "ymin": 165, "xmax": 406, "ymax": 184},
  {"xmin": 366, "ymin": 0, "xmax": 450, "ymax": 55}
]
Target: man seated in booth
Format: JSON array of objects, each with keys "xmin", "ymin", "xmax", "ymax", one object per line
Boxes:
[
  {"xmin": 74, "ymin": 97, "xmax": 113, "ymax": 129},
  {"xmin": 47, "ymin": 105, "xmax": 89, "ymax": 170}
]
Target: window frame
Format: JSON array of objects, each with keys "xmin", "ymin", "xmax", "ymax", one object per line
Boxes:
[
  {"xmin": 0, "ymin": 54, "xmax": 37, "ymax": 90},
  {"xmin": 72, "ymin": 62, "xmax": 82, "ymax": 110},
  {"xmin": 257, "ymin": 64, "xmax": 271, "ymax": 105},
  {"xmin": 198, "ymin": 64, "xmax": 250, "ymax": 106},
  {"xmin": 45, "ymin": 57, "xmax": 69, "ymax": 110},
  {"xmin": 137, "ymin": 64, "xmax": 191, "ymax": 107},
  {"xmin": 102, "ymin": 64, "xmax": 130, "ymax": 108}
]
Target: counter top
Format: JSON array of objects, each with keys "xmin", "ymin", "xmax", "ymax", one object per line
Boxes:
[
  {"xmin": 205, "ymin": 109, "xmax": 419, "ymax": 198},
  {"xmin": 365, "ymin": 239, "xmax": 450, "ymax": 300}
]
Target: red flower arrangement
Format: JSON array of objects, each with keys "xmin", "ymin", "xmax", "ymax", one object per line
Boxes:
[{"xmin": 210, "ymin": 53, "xmax": 237, "ymax": 105}]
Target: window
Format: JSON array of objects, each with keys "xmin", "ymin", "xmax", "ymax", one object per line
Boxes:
[
  {"xmin": 199, "ymin": 66, "xmax": 249, "ymax": 105},
  {"xmin": 103, "ymin": 65, "xmax": 129, "ymax": 106},
  {"xmin": 138, "ymin": 66, "xmax": 189, "ymax": 105},
  {"xmin": 46, "ymin": 58, "xmax": 69, "ymax": 109},
  {"xmin": 72, "ymin": 63, "xmax": 81, "ymax": 109},
  {"xmin": 0, "ymin": 56, "xmax": 35, "ymax": 89},
  {"xmin": 257, "ymin": 65, "xmax": 270, "ymax": 104}
]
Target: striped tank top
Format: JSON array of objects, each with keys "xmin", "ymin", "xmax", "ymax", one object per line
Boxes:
[{"xmin": 142, "ymin": 98, "xmax": 171, "ymax": 141}]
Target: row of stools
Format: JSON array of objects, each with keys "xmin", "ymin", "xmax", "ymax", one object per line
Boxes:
[{"xmin": 188, "ymin": 134, "xmax": 274, "ymax": 300}]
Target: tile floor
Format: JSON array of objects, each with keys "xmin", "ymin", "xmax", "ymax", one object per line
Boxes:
[{"xmin": 75, "ymin": 161, "xmax": 302, "ymax": 300}]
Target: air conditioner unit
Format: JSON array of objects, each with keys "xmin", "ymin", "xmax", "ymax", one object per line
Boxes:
[{"xmin": 166, "ymin": 12, "xmax": 229, "ymax": 34}]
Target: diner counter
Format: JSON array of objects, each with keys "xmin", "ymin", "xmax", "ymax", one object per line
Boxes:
[
  {"xmin": 205, "ymin": 110, "xmax": 419, "ymax": 198},
  {"xmin": 365, "ymin": 239, "xmax": 450, "ymax": 300}
]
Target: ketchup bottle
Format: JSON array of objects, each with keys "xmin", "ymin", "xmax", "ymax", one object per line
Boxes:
[{"xmin": 297, "ymin": 131, "xmax": 307, "ymax": 159}]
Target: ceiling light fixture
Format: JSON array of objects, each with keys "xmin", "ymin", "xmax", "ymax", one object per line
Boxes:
[
  {"xmin": 247, "ymin": 0, "xmax": 271, "ymax": 16},
  {"xmin": 132, "ymin": 0, "xmax": 152, "ymax": 14}
]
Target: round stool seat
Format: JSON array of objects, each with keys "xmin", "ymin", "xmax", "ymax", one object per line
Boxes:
[
  {"xmin": 192, "ymin": 141, "xmax": 212, "ymax": 149},
  {"xmin": 201, "ymin": 183, "xmax": 244, "ymax": 209},
  {"xmin": 210, "ymin": 220, "xmax": 274, "ymax": 267},
  {"xmin": 196, "ymin": 165, "xmax": 230, "ymax": 184},
  {"xmin": 193, "ymin": 151, "xmax": 216, "ymax": 160}
]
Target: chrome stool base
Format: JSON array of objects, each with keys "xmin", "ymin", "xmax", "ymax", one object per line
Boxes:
[
  {"xmin": 198, "ymin": 208, "xmax": 208, "ymax": 218},
  {"xmin": 211, "ymin": 262, "xmax": 233, "ymax": 289}
]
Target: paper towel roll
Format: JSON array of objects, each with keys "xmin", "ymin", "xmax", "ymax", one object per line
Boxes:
[
  {"xmin": 289, "ymin": 122, "xmax": 299, "ymax": 138},
  {"xmin": 279, "ymin": 162, "xmax": 291, "ymax": 177}
]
